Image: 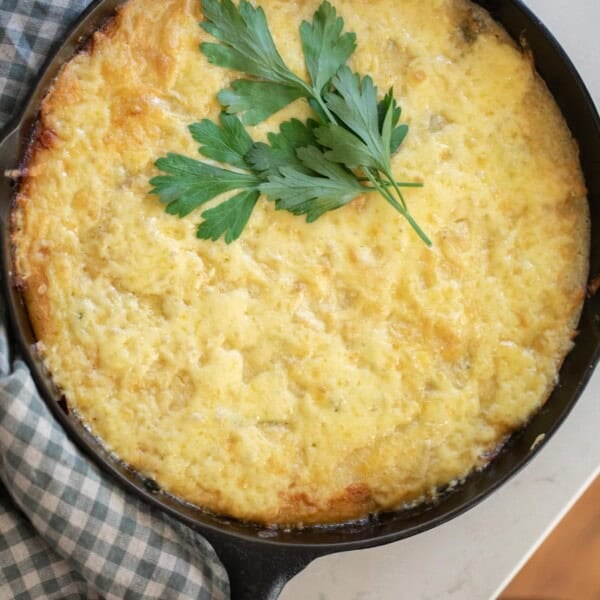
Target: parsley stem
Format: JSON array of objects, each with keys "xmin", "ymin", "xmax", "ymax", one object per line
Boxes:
[
  {"xmin": 313, "ymin": 89, "xmax": 339, "ymax": 125},
  {"xmin": 316, "ymin": 96, "xmax": 338, "ymax": 125},
  {"xmin": 357, "ymin": 178, "xmax": 423, "ymax": 188},
  {"xmin": 363, "ymin": 168, "xmax": 399, "ymax": 209},
  {"xmin": 364, "ymin": 168, "xmax": 432, "ymax": 246},
  {"xmin": 383, "ymin": 170, "xmax": 407, "ymax": 211},
  {"xmin": 300, "ymin": 81, "xmax": 338, "ymax": 125},
  {"xmin": 403, "ymin": 210, "xmax": 432, "ymax": 246},
  {"xmin": 291, "ymin": 77, "xmax": 339, "ymax": 126}
]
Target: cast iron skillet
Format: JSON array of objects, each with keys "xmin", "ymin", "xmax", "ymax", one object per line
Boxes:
[{"xmin": 1, "ymin": 1, "xmax": 599, "ymax": 598}]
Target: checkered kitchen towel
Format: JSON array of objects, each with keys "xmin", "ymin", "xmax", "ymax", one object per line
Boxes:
[{"xmin": 0, "ymin": 2, "xmax": 230, "ymax": 599}]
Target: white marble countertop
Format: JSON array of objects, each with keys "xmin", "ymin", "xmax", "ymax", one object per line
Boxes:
[{"xmin": 281, "ymin": 1, "xmax": 600, "ymax": 598}]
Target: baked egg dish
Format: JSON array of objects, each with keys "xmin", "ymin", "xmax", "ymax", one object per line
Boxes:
[{"xmin": 12, "ymin": 0, "xmax": 589, "ymax": 525}]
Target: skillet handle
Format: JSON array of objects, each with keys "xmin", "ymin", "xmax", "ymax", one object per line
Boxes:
[{"xmin": 205, "ymin": 533, "xmax": 323, "ymax": 600}]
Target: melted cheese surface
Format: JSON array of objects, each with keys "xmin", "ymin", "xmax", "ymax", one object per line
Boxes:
[{"xmin": 14, "ymin": 0, "xmax": 588, "ymax": 524}]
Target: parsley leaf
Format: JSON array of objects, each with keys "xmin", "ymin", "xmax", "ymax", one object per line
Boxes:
[
  {"xmin": 377, "ymin": 87, "xmax": 409, "ymax": 154},
  {"xmin": 315, "ymin": 80, "xmax": 409, "ymax": 168},
  {"xmin": 201, "ymin": 0, "xmax": 356, "ymax": 124},
  {"xmin": 200, "ymin": 0, "xmax": 309, "ymax": 123},
  {"xmin": 260, "ymin": 146, "xmax": 365, "ymax": 222},
  {"xmin": 321, "ymin": 66, "xmax": 390, "ymax": 172},
  {"xmin": 150, "ymin": 153, "xmax": 259, "ymax": 217},
  {"xmin": 315, "ymin": 77, "xmax": 410, "ymax": 170},
  {"xmin": 315, "ymin": 121, "xmax": 378, "ymax": 169},
  {"xmin": 188, "ymin": 112, "xmax": 254, "ymax": 170},
  {"xmin": 245, "ymin": 118, "xmax": 319, "ymax": 177},
  {"xmin": 152, "ymin": 116, "xmax": 314, "ymax": 241},
  {"xmin": 150, "ymin": 114, "xmax": 265, "ymax": 242},
  {"xmin": 300, "ymin": 0, "xmax": 357, "ymax": 93},
  {"xmin": 197, "ymin": 189, "xmax": 260, "ymax": 242},
  {"xmin": 217, "ymin": 80, "xmax": 306, "ymax": 126},
  {"xmin": 200, "ymin": 0, "xmax": 299, "ymax": 85}
]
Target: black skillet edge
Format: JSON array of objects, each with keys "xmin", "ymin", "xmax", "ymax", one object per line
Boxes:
[{"xmin": 1, "ymin": 1, "xmax": 599, "ymax": 598}]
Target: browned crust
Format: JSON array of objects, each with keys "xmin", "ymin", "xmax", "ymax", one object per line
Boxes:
[
  {"xmin": 12, "ymin": 9, "xmax": 122, "ymax": 193},
  {"xmin": 12, "ymin": 10, "xmax": 122, "ymax": 188},
  {"xmin": 275, "ymin": 482, "xmax": 376, "ymax": 525},
  {"xmin": 11, "ymin": 8, "xmax": 124, "ymax": 348}
]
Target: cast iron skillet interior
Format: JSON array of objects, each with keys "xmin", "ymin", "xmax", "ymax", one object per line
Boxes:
[{"xmin": 0, "ymin": 1, "xmax": 599, "ymax": 598}]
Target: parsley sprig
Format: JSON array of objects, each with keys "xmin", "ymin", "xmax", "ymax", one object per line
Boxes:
[
  {"xmin": 201, "ymin": 0, "xmax": 356, "ymax": 125},
  {"xmin": 150, "ymin": 113, "xmax": 261, "ymax": 242},
  {"xmin": 150, "ymin": 0, "xmax": 430, "ymax": 245}
]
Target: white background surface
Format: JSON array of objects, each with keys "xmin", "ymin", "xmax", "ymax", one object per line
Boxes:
[{"xmin": 281, "ymin": 1, "xmax": 600, "ymax": 598}]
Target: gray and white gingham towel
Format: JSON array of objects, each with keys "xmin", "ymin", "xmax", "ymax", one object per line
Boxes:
[{"xmin": 0, "ymin": 2, "xmax": 230, "ymax": 598}]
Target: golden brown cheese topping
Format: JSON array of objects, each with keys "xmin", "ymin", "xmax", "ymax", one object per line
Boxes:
[{"xmin": 13, "ymin": 0, "xmax": 589, "ymax": 524}]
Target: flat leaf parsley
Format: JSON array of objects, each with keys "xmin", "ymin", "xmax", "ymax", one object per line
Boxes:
[{"xmin": 150, "ymin": 0, "xmax": 429, "ymax": 245}]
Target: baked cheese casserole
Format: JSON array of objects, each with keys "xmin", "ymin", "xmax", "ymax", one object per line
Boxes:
[{"xmin": 12, "ymin": 0, "xmax": 589, "ymax": 525}]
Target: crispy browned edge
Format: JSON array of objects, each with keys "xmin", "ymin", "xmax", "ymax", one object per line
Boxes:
[
  {"xmin": 11, "ymin": 10, "xmax": 122, "ymax": 341},
  {"xmin": 8, "ymin": 0, "xmax": 591, "ymax": 526}
]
